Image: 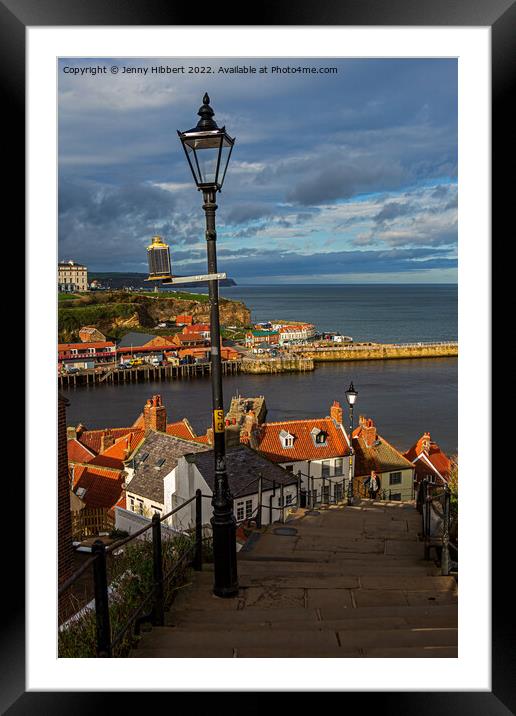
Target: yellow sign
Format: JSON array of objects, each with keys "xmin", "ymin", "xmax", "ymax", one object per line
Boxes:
[{"xmin": 213, "ymin": 409, "xmax": 225, "ymax": 433}]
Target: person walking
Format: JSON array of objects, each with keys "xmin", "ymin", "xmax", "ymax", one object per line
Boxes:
[{"xmin": 369, "ymin": 470, "xmax": 379, "ymax": 500}]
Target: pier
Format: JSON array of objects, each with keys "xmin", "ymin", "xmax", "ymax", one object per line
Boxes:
[
  {"xmin": 291, "ymin": 341, "xmax": 458, "ymax": 362},
  {"xmin": 58, "ymin": 360, "xmax": 241, "ymax": 389}
]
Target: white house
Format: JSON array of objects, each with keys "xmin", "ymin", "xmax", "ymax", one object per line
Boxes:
[
  {"xmin": 243, "ymin": 400, "xmax": 354, "ymax": 504},
  {"xmin": 120, "ymin": 431, "xmax": 298, "ymax": 532}
]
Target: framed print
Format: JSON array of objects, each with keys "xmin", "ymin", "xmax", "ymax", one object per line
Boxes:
[{"xmin": 4, "ymin": 0, "xmax": 510, "ymax": 710}]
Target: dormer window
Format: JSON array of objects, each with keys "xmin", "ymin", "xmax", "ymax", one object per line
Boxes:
[
  {"xmin": 279, "ymin": 430, "xmax": 295, "ymax": 448},
  {"xmin": 311, "ymin": 427, "xmax": 327, "ymax": 445}
]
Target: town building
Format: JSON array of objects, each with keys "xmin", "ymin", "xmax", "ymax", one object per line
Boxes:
[
  {"xmin": 271, "ymin": 323, "xmax": 316, "ymax": 344},
  {"xmin": 58, "ymin": 341, "xmax": 117, "ymax": 370},
  {"xmin": 120, "ymin": 437, "xmax": 299, "ymax": 531},
  {"xmin": 403, "ymin": 432, "xmax": 452, "ymax": 485},
  {"xmin": 58, "ymin": 260, "xmax": 88, "ymax": 292},
  {"xmin": 244, "ymin": 401, "xmax": 353, "ymax": 503},
  {"xmin": 182, "ymin": 323, "xmax": 211, "ymax": 340},
  {"xmin": 352, "ymin": 416, "xmax": 415, "ymax": 501},
  {"xmin": 245, "ymin": 329, "xmax": 279, "ymax": 347},
  {"xmin": 116, "ymin": 331, "xmax": 179, "ymax": 364},
  {"xmin": 68, "ymin": 395, "xmax": 206, "ymax": 458},
  {"xmin": 123, "ymin": 431, "xmax": 210, "ymax": 519},
  {"xmin": 175, "ymin": 314, "xmax": 193, "ymax": 326}
]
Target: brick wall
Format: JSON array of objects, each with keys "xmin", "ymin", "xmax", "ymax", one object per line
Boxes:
[{"xmin": 58, "ymin": 394, "xmax": 74, "ymax": 587}]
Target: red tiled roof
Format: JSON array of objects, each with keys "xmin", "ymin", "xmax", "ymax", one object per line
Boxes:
[
  {"xmin": 255, "ymin": 418, "xmax": 349, "ymax": 463},
  {"xmin": 404, "ymin": 433, "xmax": 451, "ymax": 481},
  {"xmin": 67, "ymin": 438, "xmax": 95, "ymax": 464},
  {"xmin": 72, "ymin": 464, "xmax": 124, "ymax": 509},
  {"xmin": 58, "ymin": 341, "xmax": 115, "ymax": 350},
  {"xmin": 166, "ymin": 420, "xmax": 197, "ymax": 441},
  {"xmin": 89, "ymin": 430, "xmax": 145, "ymax": 469},
  {"xmin": 78, "ymin": 427, "xmax": 139, "ymax": 454}
]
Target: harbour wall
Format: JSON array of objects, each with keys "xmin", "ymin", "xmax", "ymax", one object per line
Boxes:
[
  {"xmin": 241, "ymin": 357, "xmax": 315, "ymax": 374},
  {"xmin": 291, "ymin": 341, "xmax": 458, "ymax": 362}
]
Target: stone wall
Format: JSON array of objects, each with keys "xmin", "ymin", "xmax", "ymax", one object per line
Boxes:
[
  {"xmin": 294, "ymin": 343, "xmax": 458, "ymax": 362},
  {"xmin": 242, "ymin": 357, "xmax": 315, "ymax": 374}
]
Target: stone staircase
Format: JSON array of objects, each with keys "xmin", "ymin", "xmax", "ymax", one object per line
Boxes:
[{"xmin": 130, "ymin": 499, "xmax": 458, "ymax": 658}]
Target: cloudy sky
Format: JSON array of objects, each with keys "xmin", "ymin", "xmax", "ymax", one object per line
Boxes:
[{"xmin": 58, "ymin": 58, "xmax": 457, "ymax": 284}]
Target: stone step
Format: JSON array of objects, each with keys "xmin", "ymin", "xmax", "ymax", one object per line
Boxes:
[
  {"xmin": 166, "ymin": 614, "xmax": 457, "ymax": 632},
  {"xmin": 131, "ymin": 624, "xmax": 457, "ymax": 657},
  {"xmin": 166, "ymin": 603, "xmax": 457, "ymax": 624},
  {"xmin": 236, "ymin": 564, "xmax": 439, "ymax": 579}
]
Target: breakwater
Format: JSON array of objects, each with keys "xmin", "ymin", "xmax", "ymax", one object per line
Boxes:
[
  {"xmin": 291, "ymin": 341, "xmax": 458, "ymax": 362},
  {"xmin": 241, "ymin": 356, "xmax": 314, "ymax": 374}
]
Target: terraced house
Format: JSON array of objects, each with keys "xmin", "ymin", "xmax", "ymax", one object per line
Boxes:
[
  {"xmin": 352, "ymin": 416, "xmax": 415, "ymax": 501},
  {"xmin": 243, "ymin": 400, "xmax": 353, "ymax": 504}
]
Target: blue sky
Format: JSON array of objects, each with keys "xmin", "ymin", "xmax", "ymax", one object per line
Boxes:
[{"xmin": 58, "ymin": 58, "xmax": 457, "ymax": 284}]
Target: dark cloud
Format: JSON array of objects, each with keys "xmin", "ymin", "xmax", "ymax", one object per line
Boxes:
[{"xmin": 58, "ymin": 57, "xmax": 457, "ymax": 279}]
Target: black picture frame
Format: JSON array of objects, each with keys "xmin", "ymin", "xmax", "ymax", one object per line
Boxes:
[{"xmin": 5, "ymin": 0, "xmax": 508, "ymax": 711}]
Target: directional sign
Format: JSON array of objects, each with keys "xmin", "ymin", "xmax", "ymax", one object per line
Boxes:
[{"xmin": 161, "ymin": 272, "xmax": 227, "ymax": 285}]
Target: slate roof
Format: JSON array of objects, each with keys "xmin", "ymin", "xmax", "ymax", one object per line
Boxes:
[
  {"xmin": 192, "ymin": 444, "xmax": 298, "ymax": 498},
  {"xmin": 255, "ymin": 418, "xmax": 350, "ymax": 463},
  {"xmin": 126, "ymin": 431, "xmax": 210, "ymax": 504},
  {"xmin": 117, "ymin": 331, "xmax": 158, "ymax": 348}
]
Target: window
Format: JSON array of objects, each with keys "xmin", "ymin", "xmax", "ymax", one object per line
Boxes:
[
  {"xmin": 286, "ymin": 494, "xmax": 293, "ymax": 506},
  {"xmin": 315, "ymin": 431, "xmax": 327, "ymax": 445},
  {"xmin": 129, "ymin": 496, "xmax": 135, "ymax": 511},
  {"xmin": 322, "ymin": 485, "xmax": 330, "ymax": 503},
  {"xmin": 334, "ymin": 484, "xmax": 342, "ymax": 501},
  {"xmin": 236, "ymin": 502, "xmax": 244, "ymax": 521},
  {"xmin": 389, "ymin": 472, "xmax": 402, "ymax": 485},
  {"xmin": 151, "ymin": 505, "xmax": 162, "ymax": 515},
  {"xmin": 321, "ymin": 461, "xmax": 330, "ymax": 477},
  {"xmin": 390, "ymin": 493, "xmax": 402, "ymax": 501},
  {"xmin": 334, "ymin": 458, "xmax": 343, "ymax": 475},
  {"xmin": 136, "ymin": 499, "xmax": 144, "ymax": 515},
  {"xmin": 245, "ymin": 500, "xmax": 253, "ymax": 518},
  {"xmin": 285, "ymin": 464, "xmax": 294, "ymax": 473}
]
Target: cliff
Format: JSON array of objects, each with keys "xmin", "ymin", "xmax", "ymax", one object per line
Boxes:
[{"xmin": 58, "ymin": 291, "xmax": 251, "ymax": 342}]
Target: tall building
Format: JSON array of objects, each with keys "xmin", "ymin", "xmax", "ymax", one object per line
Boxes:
[
  {"xmin": 58, "ymin": 260, "xmax": 88, "ymax": 292},
  {"xmin": 147, "ymin": 235, "xmax": 172, "ymax": 280}
]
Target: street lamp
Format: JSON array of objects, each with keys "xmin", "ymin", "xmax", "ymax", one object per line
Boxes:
[
  {"xmin": 345, "ymin": 381, "xmax": 358, "ymax": 506},
  {"xmin": 178, "ymin": 94, "xmax": 238, "ymax": 598}
]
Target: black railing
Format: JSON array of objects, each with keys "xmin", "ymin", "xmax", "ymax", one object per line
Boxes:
[
  {"xmin": 58, "ymin": 489, "xmax": 209, "ymax": 658},
  {"xmin": 417, "ymin": 478, "xmax": 456, "ymax": 576}
]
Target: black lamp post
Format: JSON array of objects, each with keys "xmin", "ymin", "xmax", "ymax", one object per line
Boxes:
[
  {"xmin": 345, "ymin": 381, "xmax": 358, "ymax": 506},
  {"xmin": 178, "ymin": 94, "xmax": 238, "ymax": 598}
]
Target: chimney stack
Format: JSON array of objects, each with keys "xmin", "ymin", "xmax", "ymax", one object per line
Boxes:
[
  {"xmin": 143, "ymin": 394, "xmax": 167, "ymax": 432},
  {"xmin": 359, "ymin": 416, "xmax": 377, "ymax": 448},
  {"xmin": 330, "ymin": 400, "xmax": 343, "ymax": 425},
  {"xmin": 100, "ymin": 429, "xmax": 115, "ymax": 452}
]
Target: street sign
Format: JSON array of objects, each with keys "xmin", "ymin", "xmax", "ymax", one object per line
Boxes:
[{"xmin": 161, "ymin": 272, "xmax": 227, "ymax": 285}]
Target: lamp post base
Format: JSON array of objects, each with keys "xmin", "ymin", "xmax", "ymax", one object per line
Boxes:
[{"xmin": 211, "ymin": 513, "xmax": 239, "ymax": 598}]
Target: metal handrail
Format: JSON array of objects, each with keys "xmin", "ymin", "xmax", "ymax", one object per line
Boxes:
[
  {"xmin": 58, "ymin": 490, "xmax": 206, "ymax": 657},
  {"xmin": 418, "ymin": 478, "xmax": 455, "ymax": 576}
]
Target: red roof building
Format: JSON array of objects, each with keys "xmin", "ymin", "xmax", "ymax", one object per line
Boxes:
[
  {"xmin": 404, "ymin": 432, "xmax": 452, "ymax": 484},
  {"xmin": 72, "ymin": 464, "xmax": 125, "ymax": 510},
  {"xmin": 243, "ymin": 401, "xmax": 351, "ymax": 491}
]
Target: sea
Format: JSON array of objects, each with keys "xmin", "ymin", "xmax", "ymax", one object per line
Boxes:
[{"xmin": 63, "ymin": 284, "xmax": 458, "ymax": 455}]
